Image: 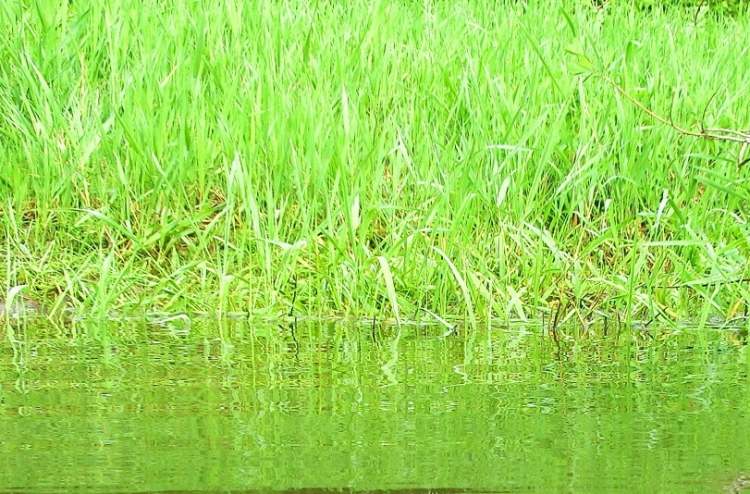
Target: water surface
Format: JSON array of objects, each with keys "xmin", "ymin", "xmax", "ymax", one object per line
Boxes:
[{"xmin": 1, "ymin": 322, "xmax": 748, "ymax": 493}]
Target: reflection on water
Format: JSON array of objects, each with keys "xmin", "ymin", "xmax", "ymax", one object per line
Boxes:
[
  {"xmin": 0, "ymin": 322, "xmax": 748, "ymax": 493},
  {"xmin": 95, "ymin": 490, "xmax": 507, "ymax": 494},
  {"xmin": 1, "ymin": 489, "xmax": 506, "ymax": 494}
]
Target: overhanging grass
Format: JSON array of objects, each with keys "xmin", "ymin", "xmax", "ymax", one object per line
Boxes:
[{"xmin": 1, "ymin": 1, "xmax": 749, "ymax": 325}]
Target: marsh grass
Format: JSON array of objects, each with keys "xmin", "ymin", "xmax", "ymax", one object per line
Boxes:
[{"xmin": 1, "ymin": 1, "xmax": 750, "ymax": 328}]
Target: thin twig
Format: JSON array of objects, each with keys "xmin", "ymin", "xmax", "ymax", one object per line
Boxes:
[
  {"xmin": 288, "ymin": 275, "xmax": 298, "ymax": 318},
  {"xmin": 601, "ymin": 74, "xmax": 750, "ymax": 145},
  {"xmin": 641, "ymin": 277, "xmax": 750, "ymax": 290}
]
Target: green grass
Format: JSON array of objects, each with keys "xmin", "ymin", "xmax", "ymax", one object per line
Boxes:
[{"xmin": 1, "ymin": 0, "xmax": 750, "ymax": 325}]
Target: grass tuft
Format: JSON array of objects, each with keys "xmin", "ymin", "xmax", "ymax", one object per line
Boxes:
[{"xmin": 1, "ymin": 0, "xmax": 750, "ymax": 326}]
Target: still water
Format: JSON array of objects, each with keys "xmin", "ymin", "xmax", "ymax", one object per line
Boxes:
[{"xmin": 1, "ymin": 322, "xmax": 749, "ymax": 493}]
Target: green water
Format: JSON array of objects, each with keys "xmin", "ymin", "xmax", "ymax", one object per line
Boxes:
[{"xmin": 1, "ymin": 322, "xmax": 749, "ymax": 493}]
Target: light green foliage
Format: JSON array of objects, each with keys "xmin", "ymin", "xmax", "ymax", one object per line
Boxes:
[{"xmin": 1, "ymin": 1, "xmax": 749, "ymax": 323}]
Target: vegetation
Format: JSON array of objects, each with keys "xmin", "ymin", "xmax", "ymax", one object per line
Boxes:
[{"xmin": 2, "ymin": 1, "xmax": 750, "ymax": 325}]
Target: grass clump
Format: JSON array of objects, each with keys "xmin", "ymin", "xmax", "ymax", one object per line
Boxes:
[{"xmin": 1, "ymin": 0, "xmax": 750, "ymax": 325}]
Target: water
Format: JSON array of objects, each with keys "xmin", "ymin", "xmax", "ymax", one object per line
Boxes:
[{"xmin": 1, "ymin": 322, "xmax": 749, "ymax": 493}]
